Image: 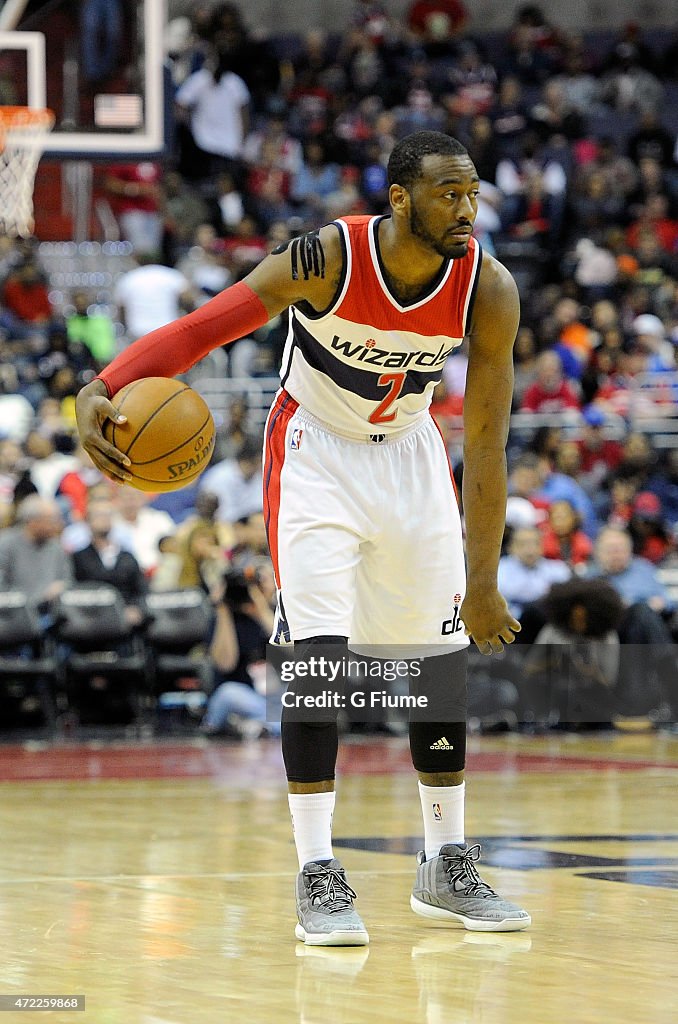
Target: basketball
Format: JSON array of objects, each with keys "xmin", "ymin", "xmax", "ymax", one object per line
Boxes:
[{"xmin": 103, "ymin": 377, "xmax": 215, "ymax": 492}]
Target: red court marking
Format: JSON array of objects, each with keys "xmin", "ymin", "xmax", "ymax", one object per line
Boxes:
[{"xmin": 0, "ymin": 741, "xmax": 674, "ymax": 783}]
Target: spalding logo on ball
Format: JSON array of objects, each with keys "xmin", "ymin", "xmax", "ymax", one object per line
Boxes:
[{"xmin": 103, "ymin": 377, "xmax": 216, "ymax": 492}]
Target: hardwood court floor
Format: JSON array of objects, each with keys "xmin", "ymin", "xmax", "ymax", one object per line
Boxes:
[{"xmin": 0, "ymin": 732, "xmax": 676, "ymax": 1024}]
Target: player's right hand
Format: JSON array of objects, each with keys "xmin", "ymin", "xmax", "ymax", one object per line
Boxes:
[{"xmin": 75, "ymin": 379, "xmax": 133, "ymax": 485}]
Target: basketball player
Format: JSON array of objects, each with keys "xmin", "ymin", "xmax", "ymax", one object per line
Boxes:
[{"xmin": 76, "ymin": 131, "xmax": 531, "ymax": 944}]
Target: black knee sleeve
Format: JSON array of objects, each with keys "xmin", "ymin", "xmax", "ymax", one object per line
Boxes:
[
  {"xmin": 409, "ymin": 720, "xmax": 466, "ymax": 773},
  {"xmin": 280, "ymin": 635, "xmax": 347, "ymax": 783},
  {"xmin": 408, "ymin": 649, "xmax": 467, "ymax": 773}
]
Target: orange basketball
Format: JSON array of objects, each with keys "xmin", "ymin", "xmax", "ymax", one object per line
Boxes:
[{"xmin": 103, "ymin": 378, "xmax": 216, "ymax": 492}]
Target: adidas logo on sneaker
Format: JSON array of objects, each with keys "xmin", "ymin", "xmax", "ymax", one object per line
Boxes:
[{"xmin": 429, "ymin": 736, "xmax": 454, "ymax": 750}]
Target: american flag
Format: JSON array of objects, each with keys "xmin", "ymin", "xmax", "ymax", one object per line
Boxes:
[{"xmin": 94, "ymin": 94, "xmax": 143, "ymax": 129}]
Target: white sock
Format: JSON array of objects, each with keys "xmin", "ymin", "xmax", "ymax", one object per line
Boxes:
[
  {"xmin": 288, "ymin": 791, "xmax": 335, "ymax": 870},
  {"xmin": 418, "ymin": 781, "xmax": 465, "ymax": 861}
]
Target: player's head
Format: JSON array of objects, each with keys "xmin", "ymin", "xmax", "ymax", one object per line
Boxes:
[{"xmin": 387, "ymin": 131, "xmax": 479, "ymax": 259}]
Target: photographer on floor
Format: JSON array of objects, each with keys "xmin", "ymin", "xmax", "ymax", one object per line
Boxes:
[{"xmin": 201, "ymin": 560, "xmax": 281, "ymax": 739}]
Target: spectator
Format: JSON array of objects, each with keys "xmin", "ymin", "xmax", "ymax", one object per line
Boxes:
[
  {"xmin": 630, "ymin": 314, "xmax": 675, "ymax": 371},
  {"xmin": 176, "ymin": 521, "xmax": 226, "ymax": 591},
  {"xmin": 56, "ymin": 443, "xmax": 106, "ymax": 521},
  {"xmin": 587, "ymin": 527, "xmax": 673, "ymax": 612},
  {"xmin": 512, "ymin": 326, "xmax": 539, "ymax": 408},
  {"xmin": 522, "ymin": 578, "xmax": 624, "ymax": 728},
  {"xmin": 104, "ymin": 162, "xmax": 163, "ymax": 255},
  {"xmin": 534, "ymin": 452, "xmax": 599, "ymax": 538},
  {"xmin": 112, "ymin": 487, "xmax": 177, "ymax": 576},
  {"xmin": 575, "ymin": 406, "xmax": 624, "ymax": 494},
  {"xmin": 0, "ymin": 496, "xmax": 72, "ymax": 608},
  {"xmin": 628, "ymin": 492, "xmax": 674, "ymax": 565},
  {"xmin": 66, "ymin": 291, "xmax": 116, "ymax": 365},
  {"xmin": 520, "ymin": 351, "xmax": 581, "ymax": 414},
  {"xmin": 176, "ymin": 52, "xmax": 250, "ymax": 183},
  {"xmin": 114, "ymin": 253, "xmax": 194, "ymax": 342},
  {"xmin": 72, "ymin": 501, "xmax": 147, "ymax": 624},
  {"xmin": 541, "ymin": 499, "xmax": 593, "ymax": 568},
  {"xmin": 497, "ymin": 525, "xmax": 571, "ymax": 619},
  {"xmin": 2, "ymin": 259, "xmax": 52, "ymax": 326},
  {"xmin": 406, "ymin": 0, "xmax": 468, "ymax": 45},
  {"xmin": 627, "ymin": 109, "xmax": 675, "ymax": 168},
  {"xmin": 161, "ymin": 170, "xmax": 210, "ymax": 263},
  {"xmin": 198, "ymin": 437, "xmax": 264, "ymax": 525},
  {"xmin": 647, "ymin": 449, "xmax": 678, "ymax": 529},
  {"xmin": 201, "ymin": 564, "xmax": 280, "ymax": 738}
]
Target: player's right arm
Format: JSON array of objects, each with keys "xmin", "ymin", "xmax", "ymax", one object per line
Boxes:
[{"xmin": 75, "ymin": 226, "xmax": 344, "ymax": 483}]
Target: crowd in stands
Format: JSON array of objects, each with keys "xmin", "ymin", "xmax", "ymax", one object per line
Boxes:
[{"xmin": 1, "ymin": 0, "xmax": 678, "ymax": 735}]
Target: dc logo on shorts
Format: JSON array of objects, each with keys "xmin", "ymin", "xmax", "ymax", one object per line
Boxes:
[
  {"xmin": 290, "ymin": 428, "xmax": 304, "ymax": 450},
  {"xmin": 433, "ymin": 803, "xmax": 443, "ymax": 822}
]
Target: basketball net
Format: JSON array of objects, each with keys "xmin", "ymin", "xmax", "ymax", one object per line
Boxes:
[{"xmin": 0, "ymin": 106, "xmax": 55, "ymax": 238}]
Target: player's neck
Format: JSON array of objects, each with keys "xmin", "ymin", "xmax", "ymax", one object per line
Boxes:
[{"xmin": 377, "ymin": 218, "xmax": 447, "ymax": 299}]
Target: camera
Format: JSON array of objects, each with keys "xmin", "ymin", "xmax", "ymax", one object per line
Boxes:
[{"xmin": 222, "ymin": 565, "xmax": 258, "ymax": 608}]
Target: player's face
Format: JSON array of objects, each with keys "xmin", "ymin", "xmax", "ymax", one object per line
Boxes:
[{"xmin": 408, "ymin": 155, "xmax": 479, "ymax": 259}]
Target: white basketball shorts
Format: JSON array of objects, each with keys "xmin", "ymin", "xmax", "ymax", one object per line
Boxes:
[{"xmin": 263, "ymin": 390, "xmax": 469, "ymax": 654}]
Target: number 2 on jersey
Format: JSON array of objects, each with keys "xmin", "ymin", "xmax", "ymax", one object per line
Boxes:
[{"xmin": 369, "ymin": 372, "xmax": 405, "ymax": 425}]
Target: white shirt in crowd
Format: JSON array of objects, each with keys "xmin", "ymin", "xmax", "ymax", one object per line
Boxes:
[
  {"xmin": 176, "ymin": 69, "xmax": 250, "ymax": 159},
  {"xmin": 114, "ymin": 264, "xmax": 190, "ymax": 340},
  {"xmin": 198, "ymin": 458, "xmax": 263, "ymax": 524}
]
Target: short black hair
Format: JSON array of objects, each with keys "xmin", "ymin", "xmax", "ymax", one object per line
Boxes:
[{"xmin": 387, "ymin": 131, "xmax": 470, "ymax": 190}]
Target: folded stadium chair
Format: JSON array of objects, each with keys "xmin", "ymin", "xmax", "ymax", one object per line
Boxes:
[
  {"xmin": 0, "ymin": 591, "xmax": 61, "ymax": 731},
  {"xmin": 55, "ymin": 584, "xmax": 149, "ymax": 725},
  {"xmin": 144, "ymin": 588, "xmax": 214, "ymax": 692}
]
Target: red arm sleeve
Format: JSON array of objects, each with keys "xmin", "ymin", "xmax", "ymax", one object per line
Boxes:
[{"xmin": 97, "ymin": 281, "xmax": 270, "ymax": 397}]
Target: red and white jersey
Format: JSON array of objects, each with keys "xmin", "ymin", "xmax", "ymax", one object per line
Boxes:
[{"xmin": 279, "ymin": 215, "xmax": 482, "ymax": 436}]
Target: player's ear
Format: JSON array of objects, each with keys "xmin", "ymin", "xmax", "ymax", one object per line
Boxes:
[{"xmin": 389, "ymin": 183, "xmax": 409, "ymax": 213}]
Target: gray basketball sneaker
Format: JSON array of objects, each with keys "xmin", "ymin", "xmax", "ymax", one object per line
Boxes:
[
  {"xmin": 410, "ymin": 843, "xmax": 531, "ymax": 932},
  {"xmin": 295, "ymin": 859, "xmax": 369, "ymax": 946}
]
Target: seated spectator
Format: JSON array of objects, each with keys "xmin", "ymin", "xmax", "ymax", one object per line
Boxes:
[
  {"xmin": 0, "ymin": 495, "xmax": 72, "ymax": 609},
  {"xmin": 112, "ymin": 486, "xmax": 177, "ymax": 576},
  {"xmin": 512, "ymin": 326, "xmax": 539, "ymax": 408},
  {"xmin": 497, "ymin": 525, "xmax": 571, "ymax": 619},
  {"xmin": 198, "ymin": 437, "xmax": 263, "ymax": 525},
  {"xmin": 71, "ymin": 501, "xmax": 147, "ymax": 625},
  {"xmin": 161, "ymin": 170, "xmax": 209, "ymax": 264},
  {"xmin": 587, "ymin": 527, "xmax": 673, "ymax": 613},
  {"xmin": 628, "ymin": 492, "xmax": 674, "ymax": 565},
  {"xmin": 522, "ymin": 578, "xmax": 624, "ymax": 728},
  {"xmin": 541, "ymin": 499, "xmax": 593, "ymax": 568},
  {"xmin": 575, "ymin": 406, "xmax": 624, "ymax": 494},
  {"xmin": 66, "ymin": 291, "xmax": 116, "ymax": 365},
  {"xmin": 290, "ymin": 141, "xmax": 342, "ymax": 219},
  {"xmin": 406, "ymin": 0, "xmax": 468, "ymax": 45},
  {"xmin": 176, "ymin": 521, "xmax": 227, "ymax": 592},
  {"xmin": 201, "ymin": 564, "xmax": 280, "ymax": 739},
  {"xmin": 626, "ymin": 194, "xmax": 678, "ymax": 254},
  {"xmin": 600, "ymin": 46, "xmax": 663, "ymax": 113},
  {"xmin": 2, "ymin": 259, "xmax": 53, "ymax": 327},
  {"xmin": 630, "ymin": 314, "xmax": 675, "ymax": 371},
  {"xmin": 586, "ymin": 526, "xmax": 676, "ymax": 717},
  {"xmin": 627, "ymin": 109, "xmax": 675, "ymax": 168},
  {"xmin": 520, "ymin": 351, "xmax": 581, "ymax": 414},
  {"xmin": 647, "ymin": 449, "xmax": 678, "ymax": 529},
  {"xmin": 535, "ymin": 452, "xmax": 599, "ymax": 539},
  {"xmin": 56, "ymin": 443, "xmax": 107, "ymax": 521}
]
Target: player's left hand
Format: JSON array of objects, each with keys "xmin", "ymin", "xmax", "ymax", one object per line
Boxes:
[{"xmin": 460, "ymin": 586, "xmax": 521, "ymax": 656}]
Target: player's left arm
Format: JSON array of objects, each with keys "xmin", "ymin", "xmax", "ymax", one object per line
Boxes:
[{"xmin": 460, "ymin": 253, "xmax": 521, "ymax": 655}]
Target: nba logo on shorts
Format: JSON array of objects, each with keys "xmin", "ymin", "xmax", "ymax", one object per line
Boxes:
[
  {"xmin": 290, "ymin": 428, "xmax": 304, "ymax": 450},
  {"xmin": 433, "ymin": 803, "xmax": 442, "ymax": 822}
]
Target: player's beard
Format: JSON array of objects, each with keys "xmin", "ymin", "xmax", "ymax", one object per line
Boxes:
[{"xmin": 409, "ymin": 202, "xmax": 469, "ymax": 259}]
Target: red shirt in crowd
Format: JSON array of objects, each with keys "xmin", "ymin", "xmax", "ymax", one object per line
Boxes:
[
  {"xmin": 2, "ymin": 278, "xmax": 52, "ymax": 322},
  {"xmin": 520, "ymin": 380, "xmax": 581, "ymax": 413},
  {"xmin": 575, "ymin": 438, "xmax": 624, "ymax": 473},
  {"xmin": 407, "ymin": 0, "xmax": 468, "ymax": 35},
  {"xmin": 541, "ymin": 526, "xmax": 592, "ymax": 566}
]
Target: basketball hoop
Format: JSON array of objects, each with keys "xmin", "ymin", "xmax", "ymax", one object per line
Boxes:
[{"xmin": 0, "ymin": 105, "xmax": 54, "ymax": 237}]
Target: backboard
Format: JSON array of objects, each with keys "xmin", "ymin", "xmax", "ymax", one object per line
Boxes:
[{"xmin": 0, "ymin": 0, "xmax": 164, "ymax": 157}]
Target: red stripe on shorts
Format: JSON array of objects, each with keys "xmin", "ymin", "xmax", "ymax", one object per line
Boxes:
[
  {"xmin": 263, "ymin": 390, "xmax": 299, "ymax": 586},
  {"xmin": 431, "ymin": 414, "xmax": 460, "ymax": 504}
]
